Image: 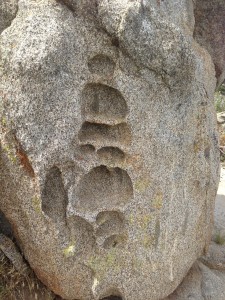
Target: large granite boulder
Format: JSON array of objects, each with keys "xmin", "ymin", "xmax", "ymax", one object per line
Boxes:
[{"xmin": 0, "ymin": 1, "xmax": 220, "ymax": 299}]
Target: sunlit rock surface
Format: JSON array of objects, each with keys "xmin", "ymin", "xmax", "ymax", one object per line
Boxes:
[{"xmin": 0, "ymin": 1, "xmax": 220, "ymax": 299}]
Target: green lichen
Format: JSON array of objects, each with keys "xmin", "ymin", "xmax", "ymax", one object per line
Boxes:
[
  {"xmin": 130, "ymin": 255, "xmax": 145, "ymax": 273},
  {"xmin": 128, "ymin": 214, "xmax": 135, "ymax": 225},
  {"xmin": 63, "ymin": 242, "xmax": 76, "ymax": 258},
  {"xmin": 194, "ymin": 140, "xmax": 201, "ymax": 153},
  {"xmin": 214, "ymin": 233, "xmax": 225, "ymax": 245},
  {"xmin": 1, "ymin": 117, "xmax": 7, "ymax": 127},
  {"xmin": 142, "ymin": 235, "xmax": 154, "ymax": 248},
  {"xmin": 128, "ymin": 213, "xmax": 154, "ymax": 248},
  {"xmin": 129, "ymin": 213, "xmax": 153, "ymax": 229},
  {"xmin": 96, "ymin": 215, "xmax": 108, "ymax": 226},
  {"xmin": 32, "ymin": 196, "xmax": 42, "ymax": 214},
  {"xmin": 140, "ymin": 215, "xmax": 153, "ymax": 230},
  {"xmin": 87, "ymin": 249, "xmax": 123, "ymax": 280},
  {"xmin": 2, "ymin": 144, "xmax": 17, "ymax": 164},
  {"xmin": 152, "ymin": 192, "xmax": 163, "ymax": 209},
  {"xmin": 134, "ymin": 177, "xmax": 151, "ymax": 193}
]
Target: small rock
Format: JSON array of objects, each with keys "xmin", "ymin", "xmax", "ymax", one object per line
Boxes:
[{"xmin": 0, "ymin": 234, "xmax": 28, "ymax": 275}]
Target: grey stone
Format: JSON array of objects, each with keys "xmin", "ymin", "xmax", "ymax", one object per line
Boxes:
[
  {"xmin": 217, "ymin": 112, "xmax": 225, "ymax": 125},
  {"xmin": 0, "ymin": 1, "xmax": 220, "ymax": 299},
  {"xmin": 200, "ymin": 242, "xmax": 225, "ymax": 271},
  {"xmin": 0, "ymin": 234, "xmax": 28, "ymax": 275},
  {"xmin": 0, "ymin": 0, "xmax": 18, "ymax": 34},
  {"xmin": 164, "ymin": 262, "xmax": 204, "ymax": 300},
  {"xmin": 200, "ymin": 262, "xmax": 225, "ymax": 300},
  {"xmin": 164, "ymin": 260, "xmax": 225, "ymax": 300},
  {"xmin": 194, "ymin": 0, "xmax": 225, "ymax": 87},
  {"xmin": 164, "ymin": 166, "xmax": 225, "ymax": 299}
]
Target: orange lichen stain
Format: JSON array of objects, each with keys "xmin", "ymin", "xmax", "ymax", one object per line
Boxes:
[
  {"xmin": 16, "ymin": 145, "xmax": 35, "ymax": 177},
  {"xmin": 125, "ymin": 154, "xmax": 143, "ymax": 171}
]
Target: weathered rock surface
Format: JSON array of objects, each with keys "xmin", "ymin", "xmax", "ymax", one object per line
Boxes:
[
  {"xmin": 0, "ymin": 0, "xmax": 18, "ymax": 34},
  {"xmin": 164, "ymin": 259, "xmax": 225, "ymax": 300},
  {"xmin": 164, "ymin": 167, "xmax": 225, "ymax": 300},
  {"xmin": 0, "ymin": 1, "xmax": 220, "ymax": 299},
  {"xmin": 0, "ymin": 233, "xmax": 28, "ymax": 275},
  {"xmin": 110, "ymin": 167, "xmax": 225, "ymax": 300},
  {"xmin": 194, "ymin": 0, "xmax": 225, "ymax": 87}
]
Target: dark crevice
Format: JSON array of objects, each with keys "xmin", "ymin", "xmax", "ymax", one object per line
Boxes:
[
  {"xmin": 111, "ymin": 37, "xmax": 120, "ymax": 48},
  {"xmin": 0, "ymin": 210, "xmax": 13, "ymax": 238},
  {"xmin": 100, "ymin": 289, "xmax": 123, "ymax": 300},
  {"xmin": 41, "ymin": 166, "xmax": 68, "ymax": 222},
  {"xmin": 56, "ymin": 0, "xmax": 76, "ymax": 13},
  {"xmin": 101, "ymin": 297, "xmax": 122, "ymax": 300}
]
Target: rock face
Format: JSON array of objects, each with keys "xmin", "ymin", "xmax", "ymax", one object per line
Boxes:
[
  {"xmin": 164, "ymin": 166, "xmax": 225, "ymax": 300},
  {"xmin": 0, "ymin": 1, "xmax": 220, "ymax": 299},
  {"xmin": 0, "ymin": 0, "xmax": 18, "ymax": 34},
  {"xmin": 194, "ymin": 0, "xmax": 225, "ymax": 87},
  {"xmin": 164, "ymin": 168, "xmax": 225, "ymax": 300},
  {"xmin": 164, "ymin": 259, "xmax": 225, "ymax": 300}
]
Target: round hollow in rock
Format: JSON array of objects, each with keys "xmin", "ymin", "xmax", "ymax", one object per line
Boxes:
[
  {"xmin": 97, "ymin": 147, "xmax": 125, "ymax": 165},
  {"xmin": 76, "ymin": 165, "xmax": 133, "ymax": 213},
  {"xmin": 41, "ymin": 166, "xmax": 68, "ymax": 222},
  {"xmin": 96, "ymin": 211, "xmax": 125, "ymax": 238},
  {"xmin": 78, "ymin": 122, "xmax": 132, "ymax": 150},
  {"xmin": 81, "ymin": 83, "xmax": 128, "ymax": 125}
]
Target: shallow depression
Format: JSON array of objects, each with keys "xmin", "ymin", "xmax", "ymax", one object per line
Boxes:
[
  {"xmin": 97, "ymin": 147, "xmax": 126, "ymax": 165},
  {"xmin": 78, "ymin": 122, "xmax": 132, "ymax": 150},
  {"xmin": 75, "ymin": 165, "xmax": 133, "ymax": 213},
  {"xmin": 41, "ymin": 166, "xmax": 68, "ymax": 222},
  {"xmin": 81, "ymin": 83, "xmax": 128, "ymax": 125}
]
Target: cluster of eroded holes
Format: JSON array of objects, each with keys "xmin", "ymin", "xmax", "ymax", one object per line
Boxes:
[
  {"xmin": 77, "ymin": 55, "xmax": 133, "ymax": 210},
  {"xmin": 41, "ymin": 54, "xmax": 134, "ymax": 250}
]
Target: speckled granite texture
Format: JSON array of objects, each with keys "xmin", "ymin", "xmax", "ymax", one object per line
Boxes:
[{"xmin": 0, "ymin": 0, "xmax": 221, "ymax": 299}]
